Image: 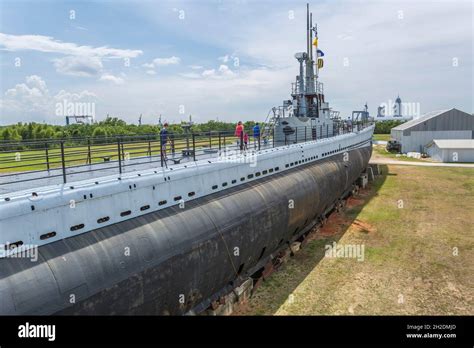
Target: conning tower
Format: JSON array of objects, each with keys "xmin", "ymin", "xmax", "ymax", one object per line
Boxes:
[{"xmin": 273, "ymin": 4, "xmax": 334, "ymax": 144}]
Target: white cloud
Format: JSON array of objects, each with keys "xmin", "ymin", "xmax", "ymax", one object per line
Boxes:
[
  {"xmin": 83, "ymin": 65, "xmax": 291, "ymax": 125},
  {"xmin": 179, "ymin": 72, "xmax": 201, "ymax": 79},
  {"xmin": 54, "ymin": 89, "xmax": 97, "ymax": 102},
  {"xmin": 1, "ymin": 1, "xmax": 471, "ymax": 125},
  {"xmin": 146, "ymin": 70, "xmax": 157, "ymax": 75},
  {"xmin": 218, "ymin": 64, "xmax": 235, "ymax": 77},
  {"xmin": 53, "ymin": 56, "xmax": 103, "ymax": 77},
  {"xmin": 4, "ymin": 75, "xmax": 50, "ymax": 114},
  {"xmin": 188, "ymin": 65, "xmax": 203, "ymax": 70},
  {"xmin": 200, "ymin": 64, "xmax": 236, "ymax": 79},
  {"xmin": 0, "ymin": 33, "xmax": 142, "ymax": 58},
  {"xmin": 99, "ymin": 74, "xmax": 124, "ymax": 84},
  {"xmin": 201, "ymin": 69, "xmax": 216, "ymax": 77},
  {"xmin": 0, "ymin": 33, "xmax": 141, "ymax": 84},
  {"xmin": 218, "ymin": 55, "xmax": 230, "ymax": 63},
  {"xmin": 1, "ymin": 75, "xmax": 97, "ymax": 124},
  {"xmin": 134, "ymin": 1, "xmax": 472, "ymax": 116},
  {"xmin": 152, "ymin": 56, "xmax": 180, "ymax": 66},
  {"xmin": 141, "ymin": 56, "xmax": 181, "ymax": 74},
  {"xmin": 24, "ymin": 75, "xmax": 48, "ymax": 94}
]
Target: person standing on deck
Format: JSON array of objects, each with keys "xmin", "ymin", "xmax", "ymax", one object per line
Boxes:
[
  {"xmin": 243, "ymin": 132, "xmax": 249, "ymax": 150},
  {"xmin": 160, "ymin": 123, "xmax": 169, "ymax": 160},
  {"xmin": 234, "ymin": 121, "xmax": 244, "ymax": 148},
  {"xmin": 253, "ymin": 122, "xmax": 260, "ymax": 149}
]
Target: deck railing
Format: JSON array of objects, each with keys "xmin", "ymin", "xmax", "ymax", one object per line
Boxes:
[{"xmin": 0, "ymin": 122, "xmax": 372, "ymax": 187}]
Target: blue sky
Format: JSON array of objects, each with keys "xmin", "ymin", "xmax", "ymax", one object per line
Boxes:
[{"xmin": 0, "ymin": 0, "xmax": 472, "ymax": 125}]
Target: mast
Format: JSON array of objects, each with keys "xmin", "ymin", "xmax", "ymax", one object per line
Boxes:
[
  {"xmin": 311, "ymin": 7, "xmax": 320, "ymax": 119},
  {"xmin": 304, "ymin": 3, "xmax": 316, "ymax": 115},
  {"xmin": 306, "ymin": 3, "xmax": 310, "ymax": 58},
  {"xmin": 310, "ymin": 13, "xmax": 313, "ymax": 61},
  {"xmin": 293, "ymin": 4, "xmax": 320, "ymax": 118},
  {"xmin": 305, "ymin": 4, "xmax": 310, "ymax": 98}
]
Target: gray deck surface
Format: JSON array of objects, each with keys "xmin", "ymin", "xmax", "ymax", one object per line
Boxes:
[{"xmin": 0, "ymin": 143, "xmax": 273, "ymax": 196}]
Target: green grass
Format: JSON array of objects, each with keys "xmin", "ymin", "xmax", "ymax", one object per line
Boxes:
[
  {"xmin": 372, "ymin": 134, "xmax": 390, "ymax": 141},
  {"xmin": 372, "ymin": 145, "xmax": 425, "ymax": 162},
  {"xmin": 0, "ymin": 137, "xmax": 240, "ymax": 172},
  {"xmin": 236, "ymin": 165, "xmax": 474, "ymax": 315}
]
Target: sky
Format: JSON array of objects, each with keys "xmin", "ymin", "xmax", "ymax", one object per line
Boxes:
[{"xmin": 0, "ymin": 0, "xmax": 472, "ymax": 125}]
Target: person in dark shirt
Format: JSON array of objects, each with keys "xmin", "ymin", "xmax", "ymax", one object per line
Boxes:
[{"xmin": 160, "ymin": 123, "xmax": 169, "ymax": 159}]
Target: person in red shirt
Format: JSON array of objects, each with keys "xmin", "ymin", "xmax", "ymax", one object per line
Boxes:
[
  {"xmin": 234, "ymin": 121, "xmax": 244, "ymax": 148},
  {"xmin": 243, "ymin": 132, "xmax": 249, "ymax": 150}
]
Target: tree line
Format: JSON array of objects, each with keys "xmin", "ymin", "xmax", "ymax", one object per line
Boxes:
[
  {"xmin": 373, "ymin": 120, "xmax": 405, "ymax": 134},
  {"xmin": 0, "ymin": 116, "xmax": 404, "ymax": 146},
  {"xmin": 0, "ymin": 117, "xmax": 260, "ymax": 143}
]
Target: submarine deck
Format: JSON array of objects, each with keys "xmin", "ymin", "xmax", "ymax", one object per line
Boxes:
[
  {"xmin": 0, "ymin": 144, "xmax": 250, "ymax": 195},
  {"xmin": 0, "ymin": 125, "xmax": 373, "ymax": 198}
]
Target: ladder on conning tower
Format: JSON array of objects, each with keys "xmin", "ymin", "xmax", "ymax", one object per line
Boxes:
[{"xmin": 261, "ymin": 108, "xmax": 277, "ymax": 142}]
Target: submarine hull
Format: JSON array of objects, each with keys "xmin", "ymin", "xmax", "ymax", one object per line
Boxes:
[{"xmin": 0, "ymin": 146, "xmax": 371, "ymax": 315}]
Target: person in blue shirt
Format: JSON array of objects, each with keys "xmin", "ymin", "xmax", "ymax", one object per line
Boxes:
[{"xmin": 253, "ymin": 122, "xmax": 260, "ymax": 149}]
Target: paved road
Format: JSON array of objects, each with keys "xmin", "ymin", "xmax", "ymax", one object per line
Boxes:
[{"xmin": 370, "ymin": 158, "xmax": 474, "ymax": 168}]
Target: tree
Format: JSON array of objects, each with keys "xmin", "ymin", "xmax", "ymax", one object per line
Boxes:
[
  {"xmin": 374, "ymin": 120, "xmax": 405, "ymax": 134},
  {"xmin": 1, "ymin": 128, "xmax": 22, "ymax": 142},
  {"xmin": 92, "ymin": 127, "xmax": 108, "ymax": 138}
]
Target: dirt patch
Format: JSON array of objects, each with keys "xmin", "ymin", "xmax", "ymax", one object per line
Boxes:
[
  {"xmin": 317, "ymin": 213, "xmax": 347, "ymax": 238},
  {"xmin": 352, "ymin": 219, "xmax": 376, "ymax": 234},
  {"xmin": 346, "ymin": 196, "xmax": 365, "ymax": 209}
]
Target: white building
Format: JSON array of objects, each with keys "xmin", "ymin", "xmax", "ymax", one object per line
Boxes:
[
  {"xmin": 390, "ymin": 108, "xmax": 473, "ymax": 153},
  {"xmin": 425, "ymin": 139, "xmax": 474, "ymax": 163}
]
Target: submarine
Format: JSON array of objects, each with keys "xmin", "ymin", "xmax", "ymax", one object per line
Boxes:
[{"xmin": 0, "ymin": 4, "xmax": 374, "ymax": 315}]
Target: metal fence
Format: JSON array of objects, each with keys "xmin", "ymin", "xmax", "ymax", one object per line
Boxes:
[
  {"xmin": 0, "ymin": 122, "xmax": 371, "ymax": 187},
  {"xmin": 0, "ymin": 129, "xmax": 272, "ymax": 186}
]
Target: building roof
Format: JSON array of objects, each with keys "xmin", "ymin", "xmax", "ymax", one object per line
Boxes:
[
  {"xmin": 392, "ymin": 109, "xmax": 451, "ymax": 131},
  {"xmin": 433, "ymin": 139, "xmax": 474, "ymax": 149}
]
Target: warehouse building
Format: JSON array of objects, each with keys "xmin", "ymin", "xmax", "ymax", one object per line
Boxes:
[
  {"xmin": 425, "ymin": 139, "xmax": 474, "ymax": 163},
  {"xmin": 390, "ymin": 108, "xmax": 474, "ymax": 153}
]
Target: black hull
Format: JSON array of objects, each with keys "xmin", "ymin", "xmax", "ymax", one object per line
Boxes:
[{"xmin": 0, "ymin": 146, "xmax": 371, "ymax": 315}]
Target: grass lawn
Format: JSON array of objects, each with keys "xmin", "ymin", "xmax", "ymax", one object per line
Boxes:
[
  {"xmin": 0, "ymin": 137, "xmax": 239, "ymax": 173},
  {"xmin": 373, "ymin": 134, "xmax": 391, "ymax": 141},
  {"xmin": 235, "ymin": 165, "xmax": 474, "ymax": 315},
  {"xmin": 371, "ymin": 145, "xmax": 425, "ymax": 162}
]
